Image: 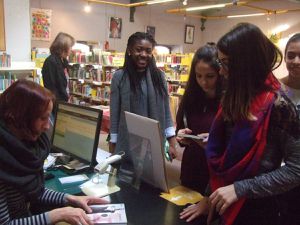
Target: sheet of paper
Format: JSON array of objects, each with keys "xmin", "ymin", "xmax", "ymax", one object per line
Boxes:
[
  {"xmin": 58, "ymin": 174, "xmax": 89, "ymax": 184},
  {"xmin": 160, "ymin": 185, "xmax": 203, "ymax": 206}
]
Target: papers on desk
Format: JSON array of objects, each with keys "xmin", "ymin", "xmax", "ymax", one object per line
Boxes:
[
  {"xmin": 43, "ymin": 154, "xmax": 57, "ymax": 170},
  {"xmin": 58, "ymin": 174, "xmax": 89, "ymax": 184},
  {"xmin": 160, "ymin": 185, "xmax": 203, "ymax": 206},
  {"xmin": 87, "ymin": 203, "xmax": 127, "ymax": 225}
]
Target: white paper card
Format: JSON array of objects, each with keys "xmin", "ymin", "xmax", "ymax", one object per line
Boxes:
[{"xmin": 58, "ymin": 174, "xmax": 89, "ymax": 184}]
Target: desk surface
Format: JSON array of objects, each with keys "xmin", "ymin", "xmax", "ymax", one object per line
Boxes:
[{"xmin": 46, "ymin": 170, "xmax": 205, "ymax": 225}]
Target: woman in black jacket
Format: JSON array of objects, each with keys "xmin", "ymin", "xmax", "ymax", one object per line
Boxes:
[{"xmin": 42, "ymin": 32, "xmax": 75, "ymax": 102}]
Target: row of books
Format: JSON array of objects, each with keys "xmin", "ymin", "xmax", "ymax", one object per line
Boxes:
[
  {"xmin": 69, "ymin": 81, "xmax": 110, "ymax": 101},
  {"xmin": 69, "ymin": 50, "xmax": 125, "ymax": 67},
  {"xmin": 69, "ymin": 64, "xmax": 118, "ymax": 82},
  {"xmin": 0, "ymin": 73, "xmax": 40, "ymax": 92},
  {"xmin": 0, "ymin": 53, "xmax": 11, "ymax": 67},
  {"xmin": 0, "ymin": 73, "xmax": 16, "ymax": 91}
]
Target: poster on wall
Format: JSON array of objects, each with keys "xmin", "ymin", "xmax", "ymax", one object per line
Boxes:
[
  {"xmin": 31, "ymin": 8, "xmax": 52, "ymax": 41},
  {"xmin": 109, "ymin": 17, "xmax": 122, "ymax": 39},
  {"xmin": 146, "ymin": 26, "xmax": 155, "ymax": 39}
]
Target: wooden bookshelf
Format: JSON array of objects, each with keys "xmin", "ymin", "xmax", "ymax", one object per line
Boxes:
[{"xmin": 0, "ymin": 0, "xmax": 5, "ymax": 51}]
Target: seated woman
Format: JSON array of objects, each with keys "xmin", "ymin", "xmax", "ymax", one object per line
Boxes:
[{"xmin": 0, "ymin": 80, "xmax": 107, "ymax": 225}]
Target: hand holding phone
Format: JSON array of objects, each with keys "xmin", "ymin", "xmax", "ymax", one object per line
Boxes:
[{"xmin": 177, "ymin": 133, "xmax": 205, "ymax": 141}]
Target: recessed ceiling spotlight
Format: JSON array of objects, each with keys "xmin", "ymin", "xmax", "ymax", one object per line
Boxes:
[
  {"xmin": 183, "ymin": 0, "xmax": 188, "ymax": 6},
  {"xmin": 84, "ymin": 2, "xmax": 91, "ymax": 13}
]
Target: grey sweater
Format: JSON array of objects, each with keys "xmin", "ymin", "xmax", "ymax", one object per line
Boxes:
[{"xmin": 110, "ymin": 69, "xmax": 174, "ymax": 154}]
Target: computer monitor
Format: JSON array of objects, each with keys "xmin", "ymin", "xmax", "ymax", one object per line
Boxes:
[
  {"xmin": 124, "ymin": 111, "xmax": 169, "ymax": 193},
  {"xmin": 51, "ymin": 102, "xmax": 102, "ymax": 168}
]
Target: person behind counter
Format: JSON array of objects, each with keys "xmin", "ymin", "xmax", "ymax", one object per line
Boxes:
[{"xmin": 0, "ymin": 80, "xmax": 107, "ymax": 225}]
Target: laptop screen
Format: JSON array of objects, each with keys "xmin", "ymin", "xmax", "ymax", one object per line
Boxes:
[{"xmin": 52, "ymin": 102, "xmax": 102, "ymax": 167}]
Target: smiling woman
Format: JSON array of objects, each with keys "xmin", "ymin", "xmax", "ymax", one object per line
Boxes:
[{"xmin": 109, "ymin": 32, "xmax": 178, "ymax": 179}]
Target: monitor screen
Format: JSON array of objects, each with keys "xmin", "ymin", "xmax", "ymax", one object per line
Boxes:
[
  {"xmin": 52, "ymin": 102, "xmax": 102, "ymax": 167},
  {"xmin": 124, "ymin": 111, "xmax": 169, "ymax": 193}
]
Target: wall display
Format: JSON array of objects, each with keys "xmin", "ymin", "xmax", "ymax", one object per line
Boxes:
[
  {"xmin": 31, "ymin": 8, "xmax": 52, "ymax": 41},
  {"xmin": 109, "ymin": 17, "xmax": 122, "ymax": 39},
  {"xmin": 146, "ymin": 26, "xmax": 155, "ymax": 39},
  {"xmin": 0, "ymin": 0, "xmax": 5, "ymax": 51},
  {"xmin": 184, "ymin": 25, "xmax": 194, "ymax": 44}
]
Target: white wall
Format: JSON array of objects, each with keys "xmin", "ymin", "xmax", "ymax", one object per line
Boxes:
[
  {"xmin": 30, "ymin": 0, "xmax": 203, "ymax": 53},
  {"xmin": 200, "ymin": 12, "xmax": 300, "ymax": 78},
  {"xmin": 4, "ymin": 0, "xmax": 31, "ymax": 61}
]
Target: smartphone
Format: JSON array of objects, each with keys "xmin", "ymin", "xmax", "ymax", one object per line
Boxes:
[{"xmin": 177, "ymin": 133, "xmax": 205, "ymax": 140}]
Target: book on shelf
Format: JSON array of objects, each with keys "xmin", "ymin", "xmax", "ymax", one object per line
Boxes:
[
  {"xmin": 87, "ymin": 203, "xmax": 127, "ymax": 225},
  {"xmin": 0, "ymin": 53, "xmax": 11, "ymax": 67}
]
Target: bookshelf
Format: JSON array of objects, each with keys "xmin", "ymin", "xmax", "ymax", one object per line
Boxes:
[
  {"xmin": 0, "ymin": 62, "xmax": 40, "ymax": 93},
  {"xmin": 66, "ymin": 50, "xmax": 192, "ymax": 113},
  {"xmin": 155, "ymin": 53, "xmax": 193, "ymax": 121},
  {"xmin": 67, "ymin": 51, "xmax": 123, "ymax": 106}
]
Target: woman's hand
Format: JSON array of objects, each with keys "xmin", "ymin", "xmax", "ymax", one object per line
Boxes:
[
  {"xmin": 179, "ymin": 197, "xmax": 209, "ymax": 222},
  {"xmin": 209, "ymin": 184, "xmax": 238, "ymax": 215},
  {"xmin": 48, "ymin": 206, "xmax": 92, "ymax": 225},
  {"xmin": 65, "ymin": 195, "xmax": 109, "ymax": 213},
  {"xmin": 176, "ymin": 128, "xmax": 193, "ymax": 146}
]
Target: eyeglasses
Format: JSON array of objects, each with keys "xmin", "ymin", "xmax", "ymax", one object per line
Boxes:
[{"xmin": 216, "ymin": 58, "xmax": 229, "ymax": 70}]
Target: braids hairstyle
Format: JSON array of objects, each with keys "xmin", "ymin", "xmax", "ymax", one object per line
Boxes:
[
  {"xmin": 123, "ymin": 32, "xmax": 167, "ymax": 95},
  {"xmin": 217, "ymin": 23, "xmax": 282, "ymax": 121},
  {"xmin": 285, "ymin": 33, "xmax": 300, "ymax": 58},
  {"xmin": 176, "ymin": 43, "xmax": 222, "ymax": 128},
  {"xmin": 50, "ymin": 32, "xmax": 75, "ymax": 57}
]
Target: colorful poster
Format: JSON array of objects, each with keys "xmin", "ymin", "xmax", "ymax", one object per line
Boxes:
[{"xmin": 31, "ymin": 8, "xmax": 52, "ymax": 41}]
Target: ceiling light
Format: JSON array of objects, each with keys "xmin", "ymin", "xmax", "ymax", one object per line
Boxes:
[
  {"xmin": 186, "ymin": 3, "xmax": 226, "ymax": 12},
  {"xmin": 272, "ymin": 24, "xmax": 290, "ymax": 34},
  {"xmin": 84, "ymin": 3, "xmax": 91, "ymax": 13},
  {"xmin": 182, "ymin": 0, "xmax": 187, "ymax": 6},
  {"xmin": 147, "ymin": 0, "xmax": 177, "ymax": 5},
  {"xmin": 227, "ymin": 13, "xmax": 265, "ymax": 18}
]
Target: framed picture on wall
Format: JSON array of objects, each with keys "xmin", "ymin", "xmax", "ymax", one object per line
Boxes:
[
  {"xmin": 109, "ymin": 17, "xmax": 122, "ymax": 39},
  {"xmin": 146, "ymin": 26, "xmax": 155, "ymax": 39},
  {"xmin": 184, "ymin": 25, "xmax": 194, "ymax": 44}
]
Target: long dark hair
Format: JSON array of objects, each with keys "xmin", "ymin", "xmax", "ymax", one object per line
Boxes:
[
  {"xmin": 123, "ymin": 32, "xmax": 167, "ymax": 95},
  {"xmin": 217, "ymin": 23, "xmax": 282, "ymax": 121},
  {"xmin": 176, "ymin": 43, "xmax": 222, "ymax": 128},
  {"xmin": 0, "ymin": 79, "xmax": 55, "ymax": 140}
]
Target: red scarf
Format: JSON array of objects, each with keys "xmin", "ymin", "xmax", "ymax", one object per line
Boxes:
[{"xmin": 206, "ymin": 74, "xmax": 280, "ymax": 225}]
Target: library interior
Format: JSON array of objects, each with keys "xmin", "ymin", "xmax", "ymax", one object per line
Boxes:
[{"xmin": 1, "ymin": 0, "xmax": 300, "ymax": 224}]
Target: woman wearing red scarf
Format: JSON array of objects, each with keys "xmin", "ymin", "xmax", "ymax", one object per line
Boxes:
[{"xmin": 180, "ymin": 23, "xmax": 300, "ymax": 225}]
